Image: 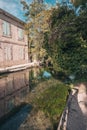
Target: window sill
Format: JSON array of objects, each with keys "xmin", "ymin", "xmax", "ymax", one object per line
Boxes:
[
  {"xmin": 2, "ymin": 35, "xmax": 12, "ymax": 38},
  {"xmin": 18, "ymin": 38, "xmax": 24, "ymax": 41}
]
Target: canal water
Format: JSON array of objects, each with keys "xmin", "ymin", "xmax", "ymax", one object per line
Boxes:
[{"xmin": 0, "ymin": 67, "xmax": 41, "ymax": 130}]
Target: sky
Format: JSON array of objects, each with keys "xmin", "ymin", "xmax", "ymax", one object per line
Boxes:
[
  {"xmin": 0, "ymin": 0, "xmax": 60, "ymax": 21},
  {"xmin": 0, "ymin": 0, "xmax": 32, "ymax": 21}
]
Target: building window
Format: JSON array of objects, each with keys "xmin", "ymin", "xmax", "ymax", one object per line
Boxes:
[
  {"xmin": 19, "ymin": 48, "xmax": 25, "ymax": 60},
  {"xmin": 4, "ymin": 46, "xmax": 13, "ymax": 61},
  {"xmin": 18, "ymin": 28, "xmax": 24, "ymax": 40},
  {"xmin": 2, "ymin": 21, "xmax": 11, "ymax": 36}
]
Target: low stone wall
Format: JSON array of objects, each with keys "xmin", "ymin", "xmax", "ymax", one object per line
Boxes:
[{"xmin": 0, "ymin": 62, "xmax": 40, "ymax": 74}]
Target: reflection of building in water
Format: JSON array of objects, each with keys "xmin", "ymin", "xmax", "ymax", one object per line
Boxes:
[{"xmin": 0, "ymin": 70, "xmax": 29, "ymax": 118}]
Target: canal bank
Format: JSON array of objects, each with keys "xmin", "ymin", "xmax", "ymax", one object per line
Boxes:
[
  {"xmin": 0, "ymin": 68, "xmax": 69, "ymax": 130},
  {"xmin": 0, "ymin": 62, "xmax": 39, "ymax": 74},
  {"xmin": 57, "ymin": 83, "xmax": 87, "ymax": 130},
  {"xmin": 18, "ymin": 78, "xmax": 69, "ymax": 130}
]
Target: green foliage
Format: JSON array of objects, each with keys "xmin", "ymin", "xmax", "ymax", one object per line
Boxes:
[
  {"xmin": 44, "ymin": 6, "xmax": 87, "ymax": 77},
  {"xmin": 21, "ymin": 0, "xmax": 45, "ymax": 19},
  {"xmin": 71, "ymin": 0, "xmax": 87, "ymax": 7},
  {"xmin": 50, "ymin": 6, "xmax": 75, "ymax": 29},
  {"xmin": 34, "ymin": 80, "xmax": 69, "ymax": 123},
  {"xmin": 21, "ymin": 0, "xmax": 51, "ymax": 62}
]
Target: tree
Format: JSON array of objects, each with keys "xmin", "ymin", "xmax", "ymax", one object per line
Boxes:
[
  {"xmin": 21, "ymin": 0, "xmax": 51, "ymax": 62},
  {"xmin": 71, "ymin": 0, "xmax": 87, "ymax": 7},
  {"xmin": 44, "ymin": 6, "xmax": 87, "ymax": 77}
]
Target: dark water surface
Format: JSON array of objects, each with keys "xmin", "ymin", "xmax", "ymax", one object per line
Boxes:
[{"xmin": 0, "ymin": 68, "xmax": 40, "ymax": 130}]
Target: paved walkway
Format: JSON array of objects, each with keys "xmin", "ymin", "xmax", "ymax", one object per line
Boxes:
[{"xmin": 57, "ymin": 83, "xmax": 87, "ymax": 130}]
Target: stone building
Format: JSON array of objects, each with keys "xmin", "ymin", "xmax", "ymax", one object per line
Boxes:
[{"xmin": 0, "ymin": 8, "xmax": 28, "ymax": 69}]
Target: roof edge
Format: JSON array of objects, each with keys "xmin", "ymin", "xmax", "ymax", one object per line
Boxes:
[{"xmin": 0, "ymin": 8, "xmax": 25, "ymax": 24}]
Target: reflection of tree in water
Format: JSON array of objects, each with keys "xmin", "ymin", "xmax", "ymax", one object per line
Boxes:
[
  {"xmin": 29, "ymin": 69, "xmax": 34, "ymax": 90},
  {"xmin": 29, "ymin": 68, "xmax": 42, "ymax": 90}
]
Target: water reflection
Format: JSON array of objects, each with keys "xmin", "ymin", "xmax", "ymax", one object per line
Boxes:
[{"xmin": 0, "ymin": 69, "xmax": 30, "ymax": 118}]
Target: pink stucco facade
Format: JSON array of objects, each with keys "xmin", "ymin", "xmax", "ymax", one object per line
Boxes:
[{"xmin": 0, "ymin": 9, "xmax": 29, "ymax": 68}]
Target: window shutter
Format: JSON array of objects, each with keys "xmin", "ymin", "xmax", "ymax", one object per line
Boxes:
[
  {"xmin": 2, "ymin": 21, "xmax": 11, "ymax": 36},
  {"xmin": 18, "ymin": 28, "xmax": 24, "ymax": 40},
  {"xmin": 3, "ymin": 21, "xmax": 6, "ymax": 35},
  {"xmin": 7, "ymin": 23, "xmax": 10, "ymax": 36}
]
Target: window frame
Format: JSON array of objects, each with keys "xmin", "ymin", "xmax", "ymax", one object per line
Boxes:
[
  {"xmin": 2, "ymin": 20, "xmax": 11, "ymax": 37},
  {"xmin": 18, "ymin": 28, "xmax": 24, "ymax": 41}
]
